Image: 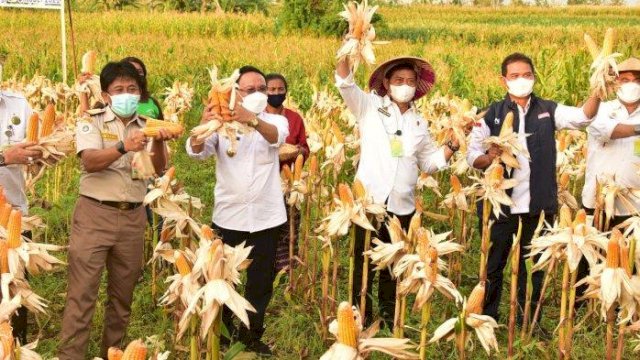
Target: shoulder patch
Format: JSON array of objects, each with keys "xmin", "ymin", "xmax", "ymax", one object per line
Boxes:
[{"xmin": 79, "ymin": 123, "xmax": 93, "ymax": 134}]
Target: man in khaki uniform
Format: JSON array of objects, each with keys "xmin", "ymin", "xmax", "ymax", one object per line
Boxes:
[{"xmin": 58, "ymin": 61, "xmax": 179, "ymax": 360}]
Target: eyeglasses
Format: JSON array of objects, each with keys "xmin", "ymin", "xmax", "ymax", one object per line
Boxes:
[{"xmin": 239, "ymin": 86, "xmax": 267, "ymax": 95}]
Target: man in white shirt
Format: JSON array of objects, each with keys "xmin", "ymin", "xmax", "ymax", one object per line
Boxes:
[
  {"xmin": 582, "ymin": 57, "xmax": 640, "ymax": 225},
  {"xmin": 467, "ymin": 53, "xmax": 601, "ymax": 326},
  {"xmin": 0, "ymin": 91, "xmax": 42, "ymax": 343},
  {"xmin": 186, "ymin": 65, "xmax": 288, "ymax": 355},
  {"xmin": 336, "ymin": 56, "xmax": 458, "ymax": 325}
]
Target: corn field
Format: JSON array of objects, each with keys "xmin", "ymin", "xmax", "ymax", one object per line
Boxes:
[{"xmin": 0, "ymin": 3, "xmax": 639, "ymax": 360}]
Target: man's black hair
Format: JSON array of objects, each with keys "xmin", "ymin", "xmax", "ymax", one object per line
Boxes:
[
  {"xmin": 121, "ymin": 56, "xmax": 150, "ymax": 101},
  {"xmin": 501, "ymin": 53, "xmax": 535, "ymax": 77},
  {"xmin": 99, "ymin": 61, "xmax": 143, "ymax": 92},
  {"xmin": 384, "ymin": 63, "xmax": 417, "ymax": 79},
  {"xmin": 265, "ymin": 73, "xmax": 288, "ymax": 91},
  {"xmin": 238, "ymin": 65, "xmax": 265, "ymax": 83}
]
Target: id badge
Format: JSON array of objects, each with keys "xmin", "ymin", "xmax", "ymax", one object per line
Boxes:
[
  {"xmin": 634, "ymin": 139, "xmax": 640, "ymax": 157},
  {"xmin": 390, "ymin": 136, "xmax": 403, "ymax": 157}
]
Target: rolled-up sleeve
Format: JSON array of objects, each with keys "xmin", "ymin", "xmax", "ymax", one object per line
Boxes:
[
  {"xmin": 555, "ymin": 104, "xmax": 591, "ymax": 130},
  {"xmin": 417, "ymin": 131, "xmax": 448, "ymax": 174},
  {"xmin": 186, "ymin": 134, "xmax": 217, "ymax": 160},
  {"xmin": 260, "ymin": 113, "xmax": 289, "ymax": 147},
  {"xmin": 335, "ymin": 71, "xmax": 369, "ymax": 120},
  {"xmin": 467, "ymin": 120, "xmax": 490, "ymax": 168}
]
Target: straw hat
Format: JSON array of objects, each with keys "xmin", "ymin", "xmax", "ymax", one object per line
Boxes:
[
  {"xmin": 368, "ymin": 56, "xmax": 436, "ymax": 101},
  {"xmin": 618, "ymin": 57, "xmax": 640, "ymax": 73}
]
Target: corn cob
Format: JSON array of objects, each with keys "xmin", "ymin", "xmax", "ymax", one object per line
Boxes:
[
  {"xmin": 293, "ymin": 154, "xmax": 304, "ymax": 181},
  {"xmin": 490, "ymin": 164, "xmax": 504, "ymax": 182},
  {"xmin": 164, "ymin": 166, "xmax": 175, "ymax": 181},
  {"xmin": 0, "ymin": 204, "xmax": 11, "ymax": 228},
  {"xmin": 559, "ymin": 172, "xmax": 570, "ymax": 188},
  {"xmin": 40, "ymin": 103, "xmax": 56, "ymax": 138},
  {"xmin": 331, "ymin": 122, "xmax": 345, "ymax": 144},
  {"xmin": 309, "ymin": 155, "xmax": 318, "ymax": 178},
  {"xmin": 208, "ymin": 89, "xmax": 221, "ymax": 117},
  {"xmin": 338, "ymin": 183, "xmax": 354, "ymax": 206},
  {"xmin": 0, "ymin": 241, "xmax": 8, "ymax": 274},
  {"xmin": 620, "ymin": 243, "xmax": 631, "ymax": 276},
  {"xmin": 450, "ymin": 174, "xmax": 462, "ymax": 193},
  {"xmin": 499, "ymin": 112, "xmax": 514, "ymax": 137},
  {"xmin": 141, "ymin": 121, "xmax": 184, "ymax": 137},
  {"xmin": 121, "ymin": 339, "xmax": 147, "ymax": 360},
  {"xmin": 583, "ymin": 33, "xmax": 600, "ymax": 60},
  {"xmin": 6, "ymin": 210, "xmax": 21, "ymax": 249},
  {"xmin": 175, "ymin": 252, "xmax": 191, "ymax": 276},
  {"xmin": 0, "ymin": 187, "xmax": 6, "ymax": 208},
  {"xmin": 428, "ymin": 246, "xmax": 439, "ymax": 282},
  {"xmin": 218, "ymin": 90, "xmax": 233, "ymax": 120},
  {"xmin": 336, "ymin": 302, "xmax": 358, "ymax": 348},
  {"xmin": 415, "ymin": 229, "xmax": 429, "ymax": 261},
  {"xmin": 601, "ymin": 28, "xmax": 615, "ymax": 57},
  {"xmin": 466, "ymin": 282, "xmax": 486, "ymax": 316},
  {"xmin": 26, "ymin": 113, "xmax": 39, "ymax": 142},
  {"xmin": 559, "ymin": 205, "xmax": 572, "ymax": 228},
  {"xmin": 606, "ymin": 229, "xmax": 621, "ymax": 269},
  {"xmin": 160, "ymin": 226, "xmax": 173, "ymax": 243},
  {"xmin": 108, "ymin": 346, "xmax": 124, "ymax": 360},
  {"xmin": 81, "ymin": 50, "xmax": 97, "ymax": 74},
  {"xmin": 281, "ymin": 165, "xmax": 293, "ymax": 182},
  {"xmin": 415, "ymin": 197, "xmax": 423, "ymax": 214},
  {"xmin": 201, "ymin": 224, "xmax": 214, "ymax": 241},
  {"xmin": 573, "ymin": 209, "xmax": 587, "ymax": 227},
  {"xmin": 352, "ymin": 179, "xmax": 366, "ymax": 200},
  {"xmin": 0, "ymin": 322, "xmax": 13, "ymax": 358}
]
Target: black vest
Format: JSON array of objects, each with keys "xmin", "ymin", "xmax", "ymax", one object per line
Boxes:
[{"xmin": 483, "ymin": 94, "xmax": 559, "ymax": 219}]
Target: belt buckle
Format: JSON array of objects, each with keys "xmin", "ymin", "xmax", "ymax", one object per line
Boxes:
[{"xmin": 118, "ymin": 202, "xmax": 129, "ymax": 211}]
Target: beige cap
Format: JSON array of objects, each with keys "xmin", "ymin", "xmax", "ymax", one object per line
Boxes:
[{"xmin": 618, "ymin": 57, "xmax": 640, "ymax": 73}]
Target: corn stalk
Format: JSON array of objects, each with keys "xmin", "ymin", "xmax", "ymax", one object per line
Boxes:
[
  {"xmin": 508, "ymin": 218, "xmax": 523, "ymax": 359},
  {"xmin": 359, "ymin": 227, "xmax": 372, "ymax": 317}
]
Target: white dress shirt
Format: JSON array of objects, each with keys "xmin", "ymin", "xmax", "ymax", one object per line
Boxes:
[
  {"xmin": 583, "ymin": 100, "xmax": 640, "ymax": 215},
  {"xmin": 186, "ymin": 112, "xmax": 289, "ymax": 233},
  {"xmin": 467, "ymin": 97, "xmax": 591, "ymax": 214},
  {"xmin": 0, "ymin": 91, "xmax": 32, "ymax": 213},
  {"xmin": 336, "ymin": 72, "xmax": 447, "ymax": 216}
]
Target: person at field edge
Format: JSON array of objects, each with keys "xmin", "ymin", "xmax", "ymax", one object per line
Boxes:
[
  {"xmin": 336, "ymin": 55, "xmax": 460, "ymax": 326},
  {"xmin": 186, "ymin": 65, "xmax": 289, "ymax": 355},
  {"xmin": 467, "ymin": 52, "xmax": 601, "ymax": 328},
  {"xmin": 57, "ymin": 61, "xmax": 179, "ymax": 360},
  {"xmin": 264, "ymin": 72, "xmax": 310, "ymax": 274},
  {"xmin": 0, "ymin": 89, "xmax": 43, "ymax": 344},
  {"xmin": 576, "ymin": 57, "xmax": 640, "ymax": 296}
]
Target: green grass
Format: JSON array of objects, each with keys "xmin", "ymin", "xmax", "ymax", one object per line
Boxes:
[{"xmin": 1, "ymin": 4, "xmax": 639, "ymax": 359}]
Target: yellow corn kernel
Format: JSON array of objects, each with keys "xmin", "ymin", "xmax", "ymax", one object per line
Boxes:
[
  {"xmin": 0, "ymin": 241, "xmax": 8, "ymax": 274},
  {"xmin": 175, "ymin": 252, "xmax": 191, "ymax": 276},
  {"xmin": 293, "ymin": 154, "xmax": 304, "ymax": 181},
  {"xmin": 0, "ymin": 187, "xmax": 6, "ymax": 209},
  {"xmin": 415, "ymin": 197, "xmax": 423, "ymax": 214},
  {"xmin": 338, "ymin": 184, "xmax": 354, "ymax": 206},
  {"xmin": 0, "ymin": 204, "xmax": 11, "ymax": 228},
  {"xmin": 620, "ymin": 244, "xmax": 631, "ymax": 276},
  {"xmin": 121, "ymin": 339, "xmax": 147, "ymax": 360},
  {"xmin": 201, "ymin": 224, "xmax": 214, "ymax": 241},
  {"xmin": 26, "ymin": 113, "xmax": 39, "ymax": 142},
  {"xmin": 450, "ymin": 174, "xmax": 462, "ymax": 193},
  {"xmin": 466, "ymin": 282, "xmax": 486, "ymax": 316},
  {"xmin": 108, "ymin": 347, "xmax": 124, "ymax": 360},
  {"xmin": 559, "ymin": 205, "xmax": 572, "ymax": 228},
  {"xmin": 607, "ymin": 229, "xmax": 621, "ymax": 269},
  {"xmin": 583, "ymin": 33, "xmax": 600, "ymax": 60},
  {"xmin": 499, "ymin": 112, "xmax": 514, "ymax": 137},
  {"xmin": 331, "ymin": 122, "xmax": 345, "ymax": 144},
  {"xmin": 0, "ymin": 322, "xmax": 13, "ymax": 358},
  {"xmin": 6, "ymin": 210, "xmax": 21, "ymax": 249},
  {"xmin": 352, "ymin": 179, "xmax": 366, "ymax": 200},
  {"xmin": 489, "ymin": 164, "xmax": 504, "ymax": 182},
  {"xmin": 573, "ymin": 209, "xmax": 587, "ymax": 227},
  {"xmin": 40, "ymin": 103, "xmax": 56, "ymax": 138},
  {"xmin": 308, "ymin": 155, "xmax": 318, "ymax": 178},
  {"xmin": 415, "ymin": 228, "xmax": 429, "ymax": 261},
  {"xmin": 601, "ymin": 28, "xmax": 615, "ymax": 57},
  {"xmin": 336, "ymin": 302, "xmax": 358, "ymax": 348},
  {"xmin": 142, "ymin": 124, "xmax": 184, "ymax": 138},
  {"xmin": 281, "ymin": 164, "xmax": 293, "ymax": 182},
  {"xmin": 559, "ymin": 172, "xmax": 570, "ymax": 188}
]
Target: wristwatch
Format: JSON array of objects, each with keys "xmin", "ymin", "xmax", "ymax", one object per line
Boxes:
[
  {"xmin": 634, "ymin": 124, "xmax": 640, "ymax": 135},
  {"xmin": 0, "ymin": 151, "xmax": 5, "ymax": 167},
  {"xmin": 248, "ymin": 117, "xmax": 259, "ymax": 128},
  {"xmin": 116, "ymin": 141, "xmax": 127, "ymax": 155}
]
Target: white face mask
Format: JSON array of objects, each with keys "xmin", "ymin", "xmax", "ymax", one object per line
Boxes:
[
  {"xmin": 389, "ymin": 84, "xmax": 416, "ymax": 103},
  {"xmin": 617, "ymin": 82, "xmax": 640, "ymax": 104},
  {"xmin": 241, "ymin": 91, "xmax": 268, "ymax": 114},
  {"xmin": 506, "ymin": 77, "xmax": 535, "ymax": 98}
]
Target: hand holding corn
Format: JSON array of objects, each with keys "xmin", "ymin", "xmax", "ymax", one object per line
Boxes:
[
  {"xmin": 2, "ymin": 142, "xmax": 42, "ymax": 165},
  {"xmin": 124, "ymin": 130, "xmax": 148, "ymax": 152}
]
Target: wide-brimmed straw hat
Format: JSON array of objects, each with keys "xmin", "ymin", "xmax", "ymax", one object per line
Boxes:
[
  {"xmin": 618, "ymin": 57, "xmax": 640, "ymax": 73},
  {"xmin": 368, "ymin": 56, "xmax": 436, "ymax": 101}
]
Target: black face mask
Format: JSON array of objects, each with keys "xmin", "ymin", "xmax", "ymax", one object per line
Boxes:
[{"xmin": 267, "ymin": 93, "xmax": 286, "ymax": 108}]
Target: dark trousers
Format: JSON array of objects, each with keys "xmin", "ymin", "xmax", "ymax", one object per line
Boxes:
[
  {"xmin": 352, "ymin": 212, "xmax": 413, "ymax": 325},
  {"xmin": 212, "ymin": 223, "xmax": 279, "ymax": 342},
  {"xmin": 484, "ymin": 213, "xmax": 553, "ymax": 323}
]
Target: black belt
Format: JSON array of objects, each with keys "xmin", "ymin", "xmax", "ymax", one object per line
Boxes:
[{"xmin": 82, "ymin": 195, "xmax": 142, "ymax": 210}]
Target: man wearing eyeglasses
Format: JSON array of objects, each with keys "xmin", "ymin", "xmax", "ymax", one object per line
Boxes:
[
  {"xmin": 467, "ymin": 52, "xmax": 601, "ymax": 329},
  {"xmin": 186, "ymin": 65, "xmax": 289, "ymax": 355},
  {"xmin": 0, "ymin": 90, "xmax": 42, "ymax": 345}
]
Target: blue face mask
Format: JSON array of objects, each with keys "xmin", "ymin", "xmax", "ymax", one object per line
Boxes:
[{"xmin": 110, "ymin": 93, "xmax": 140, "ymax": 117}]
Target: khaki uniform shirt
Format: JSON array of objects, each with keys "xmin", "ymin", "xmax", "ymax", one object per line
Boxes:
[
  {"xmin": 76, "ymin": 107, "xmax": 147, "ymax": 202},
  {"xmin": 0, "ymin": 91, "xmax": 32, "ymax": 213}
]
